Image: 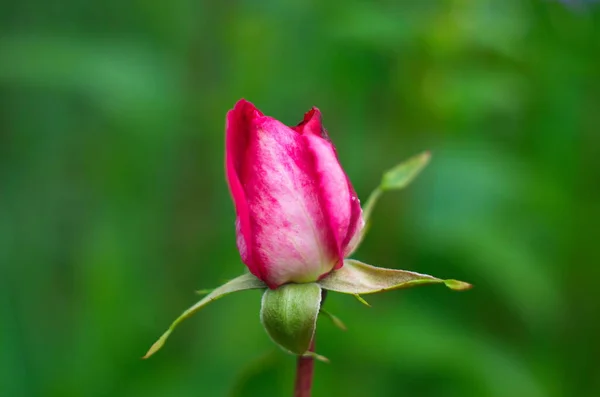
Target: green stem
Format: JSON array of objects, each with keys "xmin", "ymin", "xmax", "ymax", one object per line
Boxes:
[{"xmin": 362, "ymin": 186, "xmax": 383, "ymax": 226}]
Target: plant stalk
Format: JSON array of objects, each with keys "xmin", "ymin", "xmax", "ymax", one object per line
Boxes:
[{"xmin": 294, "ymin": 338, "xmax": 315, "ymax": 397}]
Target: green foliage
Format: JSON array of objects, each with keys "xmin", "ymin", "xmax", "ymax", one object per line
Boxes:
[
  {"xmin": 1, "ymin": 1, "xmax": 600, "ymax": 396},
  {"xmin": 381, "ymin": 151, "xmax": 431, "ymax": 191},
  {"xmin": 362, "ymin": 151, "xmax": 431, "ymax": 228},
  {"xmin": 260, "ymin": 283, "xmax": 322, "ymax": 356}
]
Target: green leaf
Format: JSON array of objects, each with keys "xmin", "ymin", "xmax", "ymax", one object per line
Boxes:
[
  {"xmin": 143, "ymin": 272, "xmax": 266, "ymax": 359},
  {"xmin": 318, "ymin": 259, "xmax": 472, "ymax": 295},
  {"xmin": 381, "ymin": 151, "xmax": 431, "ymax": 191},
  {"xmin": 260, "ymin": 283, "xmax": 322, "ymax": 355},
  {"xmin": 352, "ymin": 151, "xmax": 431, "ymax": 257}
]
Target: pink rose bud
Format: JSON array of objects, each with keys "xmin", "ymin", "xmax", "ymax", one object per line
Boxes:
[{"xmin": 226, "ymin": 99, "xmax": 364, "ymax": 289}]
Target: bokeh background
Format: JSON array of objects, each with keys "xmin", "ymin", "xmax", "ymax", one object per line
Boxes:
[{"xmin": 2, "ymin": 0, "xmax": 600, "ymax": 396}]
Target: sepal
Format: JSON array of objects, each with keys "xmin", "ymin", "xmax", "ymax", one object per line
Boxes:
[
  {"xmin": 260, "ymin": 283, "xmax": 322, "ymax": 355},
  {"xmin": 318, "ymin": 259, "xmax": 471, "ymax": 295},
  {"xmin": 143, "ymin": 272, "xmax": 266, "ymax": 359}
]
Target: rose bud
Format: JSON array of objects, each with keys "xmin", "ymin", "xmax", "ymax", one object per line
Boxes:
[
  {"xmin": 225, "ymin": 99, "xmax": 364, "ymax": 289},
  {"xmin": 143, "ymin": 101, "xmax": 469, "ymax": 361}
]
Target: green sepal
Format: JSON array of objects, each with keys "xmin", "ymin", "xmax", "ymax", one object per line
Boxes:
[
  {"xmin": 318, "ymin": 259, "xmax": 472, "ymax": 295},
  {"xmin": 260, "ymin": 283, "xmax": 322, "ymax": 355},
  {"xmin": 143, "ymin": 272, "xmax": 266, "ymax": 359}
]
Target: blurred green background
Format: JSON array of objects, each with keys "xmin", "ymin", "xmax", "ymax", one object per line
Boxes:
[{"xmin": 2, "ymin": 0, "xmax": 599, "ymax": 396}]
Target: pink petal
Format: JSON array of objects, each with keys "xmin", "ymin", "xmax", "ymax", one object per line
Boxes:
[
  {"xmin": 225, "ymin": 99, "xmax": 264, "ymax": 280},
  {"xmin": 296, "ymin": 108, "xmax": 362, "ymax": 262},
  {"xmin": 241, "ymin": 116, "xmax": 340, "ymax": 287},
  {"xmin": 342, "ymin": 181, "xmax": 364, "ymax": 257},
  {"xmin": 226, "ymin": 100, "xmax": 362, "ymax": 288}
]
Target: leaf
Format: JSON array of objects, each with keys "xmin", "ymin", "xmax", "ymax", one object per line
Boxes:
[
  {"xmin": 143, "ymin": 272, "xmax": 266, "ymax": 359},
  {"xmin": 351, "ymin": 151, "xmax": 431, "ymax": 257},
  {"xmin": 318, "ymin": 259, "xmax": 471, "ymax": 295},
  {"xmin": 381, "ymin": 151, "xmax": 431, "ymax": 191},
  {"xmin": 260, "ymin": 283, "xmax": 322, "ymax": 355}
]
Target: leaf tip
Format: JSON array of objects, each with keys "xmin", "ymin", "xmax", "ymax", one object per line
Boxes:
[
  {"xmin": 142, "ymin": 331, "xmax": 171, "ymax": 359},
  {"xmin": 444, "ymin": 279, "xmax": 472, "ymax": 291},
  {"xmin": 381, "ymin": 150, "xmax": 432, "ymax": 191}
]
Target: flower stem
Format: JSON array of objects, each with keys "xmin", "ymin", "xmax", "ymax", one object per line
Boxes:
[{"xmin": 294, "ymin": 338, "xmax": 315, "ymax": 397}]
